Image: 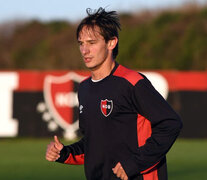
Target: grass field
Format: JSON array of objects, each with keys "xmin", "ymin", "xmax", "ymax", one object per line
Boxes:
[{"xmin": 0, "ymin": 138, "xmax": 206, "ymax": 180}]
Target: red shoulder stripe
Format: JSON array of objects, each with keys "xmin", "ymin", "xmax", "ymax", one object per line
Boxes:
[{"xmin": 113, "ymin": 65, "xmax": 143, "ymax": 86}]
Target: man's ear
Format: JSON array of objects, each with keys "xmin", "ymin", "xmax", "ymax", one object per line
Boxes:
[{"xmin": 108, "ymin": 37, "xmax": 118, "ymax": 50}]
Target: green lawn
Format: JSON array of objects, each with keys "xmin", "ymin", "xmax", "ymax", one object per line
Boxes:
[
  {"xmin": 167, "ymin": 139, "xmax": 207, "ymax": 179},
  {"xmin": 0, "ymin": 138, "xmax": 206, "ymax": 180}
]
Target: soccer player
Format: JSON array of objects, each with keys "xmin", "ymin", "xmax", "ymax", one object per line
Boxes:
[{"xmin": 45, "ymin": 7, "xmax": 182, "ymax": 180}]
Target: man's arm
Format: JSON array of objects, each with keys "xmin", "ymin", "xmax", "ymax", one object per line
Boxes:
[
  {"xmin": 45, "ymin": 136, "xmax": 85, "ymax": 165},
  {"xmin": 120, "ymin": 75, "xmax": 182, "ymax": 178},
  {"xmin": 56, "ymin": 137, "xmax": 85, "ymax": 165}
]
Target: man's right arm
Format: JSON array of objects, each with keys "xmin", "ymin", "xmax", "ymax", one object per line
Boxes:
[
  {"xmin": 45, "ymin": 136, "xmax": 85, "ymax": 165},
  {"xmin": 56, "ymin": 137, "xmax": 85, "ymax": 165}
]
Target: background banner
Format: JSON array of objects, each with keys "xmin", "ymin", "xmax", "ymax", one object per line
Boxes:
[{"xmin": 1, "ymin": 70, "xmax": 206, "ymax": 139}]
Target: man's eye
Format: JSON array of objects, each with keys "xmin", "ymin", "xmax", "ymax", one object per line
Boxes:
[{"xmin": 78, "ymin": 41, "xmax": 83, "ymax": 46}]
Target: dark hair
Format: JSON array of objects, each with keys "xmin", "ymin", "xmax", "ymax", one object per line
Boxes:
[{"xmin": 76, "ymin": 7, "xmax": 121, "ymax": 59}]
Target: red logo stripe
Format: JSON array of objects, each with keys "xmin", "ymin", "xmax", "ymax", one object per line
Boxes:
[{"xmin": 102, "ymin": 100, "xmax": 107, "ymax": 116}]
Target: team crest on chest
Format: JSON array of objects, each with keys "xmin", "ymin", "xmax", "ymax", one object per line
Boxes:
[{"xmin": 100, "ymin": 99, "xmax": 113, "ymax": 117}]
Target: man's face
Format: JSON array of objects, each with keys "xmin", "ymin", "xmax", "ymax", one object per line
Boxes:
[{"xmin": 78, "ymin": 26, "xmax": 111, "ymax": 70}]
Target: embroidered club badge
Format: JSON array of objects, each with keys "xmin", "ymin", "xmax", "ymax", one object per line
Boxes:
[{"xmin": 100, "ymin": 99, "xmax": 113, "ymax": 117}]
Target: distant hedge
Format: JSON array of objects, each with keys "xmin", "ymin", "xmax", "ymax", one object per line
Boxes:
[{"xmin": 0, "ymin": 6, "xmax": 207, "ymax": 70}]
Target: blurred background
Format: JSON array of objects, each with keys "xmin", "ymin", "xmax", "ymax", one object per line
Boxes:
[{"xmin": 0, "ymin": 0, "xmax": 207, "ymax": 179}]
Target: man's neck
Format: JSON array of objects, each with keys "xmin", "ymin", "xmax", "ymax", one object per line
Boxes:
[{"xmin": 91, "ymin": 59, "xmax": 115, "ymax": 80}]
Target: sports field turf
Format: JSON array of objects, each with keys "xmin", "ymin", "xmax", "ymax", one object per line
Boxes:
[{"xmin": 0, "ymin": 138, "xmax": 206, "ymax": 180}]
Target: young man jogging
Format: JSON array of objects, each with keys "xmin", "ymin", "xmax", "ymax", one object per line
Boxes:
[{"xmin": 46, "ymin": 7, "xmax": 182, "ymax": 180}]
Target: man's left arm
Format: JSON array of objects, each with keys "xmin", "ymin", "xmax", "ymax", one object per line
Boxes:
[{"xmin": 120, "ymin": 76, "xmax": 182, "ymax": 178}]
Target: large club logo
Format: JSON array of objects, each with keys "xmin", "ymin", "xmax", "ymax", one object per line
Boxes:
[
  {"xmin": 43, "ymin": 72, "xmax": 86, "ymax": 139},
  {"xmin": 100, "ymin": 99, "xmax": 113, "ymax": 117}
]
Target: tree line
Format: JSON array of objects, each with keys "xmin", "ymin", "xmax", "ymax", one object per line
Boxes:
[{"xmin": 0, "ymin": 5, "xmax": 207, "ymax": 70}]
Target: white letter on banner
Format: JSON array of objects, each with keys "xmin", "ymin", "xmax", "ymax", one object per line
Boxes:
[{"xmin": 0, "ymin": 72, "xmax": 19, "ymax": 137}]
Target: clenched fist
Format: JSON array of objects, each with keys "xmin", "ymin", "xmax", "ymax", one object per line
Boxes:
[
  {"xmin": 45, "ymin": 135, "xmax": 64, "ymax": 162},
  {"xmin": 112, "ymin": 162, "xmax": 128, "ymax": 180}
]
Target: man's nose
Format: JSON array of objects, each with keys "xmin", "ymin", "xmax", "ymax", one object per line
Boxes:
[{"xmin": 80, "ymin": 45, "xmax": 89, "ymax": 55}]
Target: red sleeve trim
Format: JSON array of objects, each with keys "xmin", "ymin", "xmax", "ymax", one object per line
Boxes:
[
  {"xmin": 142, "ymin": 168, "xmax": 159, "ymax": 180},
  {"xmin": 141, "ymin": 162, "xmax": 159, "ymax": 174},
  {"xmin": 113, "ymin": 65, "xmax": 143, "ymax": 86},
  {"xmin": 64, "ymin": 153, "xmax": 84, "ymax": 165},
  {"xmin": 137, "ymin": 114, "xmax": 159, "ymax": 179}
]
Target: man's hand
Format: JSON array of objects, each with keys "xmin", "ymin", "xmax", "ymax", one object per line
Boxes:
[
  {"xmin": 112, "ymin": 162, "xmax": 128, "ymax": 180},
  {"xmin": 45, "ymin": 135, "xmax": 64, "ymax": 161}
]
